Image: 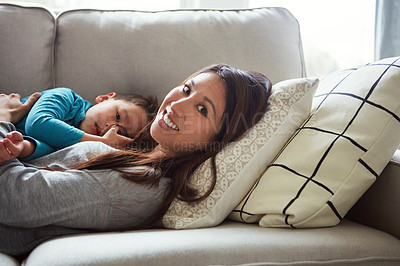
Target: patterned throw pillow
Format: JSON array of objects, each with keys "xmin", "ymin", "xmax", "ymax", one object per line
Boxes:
[
  {"xmin": 162, "ymin": 78, "xmax": 318, "ymax": 229},
  {"xmin": 230, "ymin": 57, "xmax": 400, "ymax": 228}
]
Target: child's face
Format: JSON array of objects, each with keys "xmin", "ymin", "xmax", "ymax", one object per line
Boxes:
[{"xmin": 80, "ymin": 98, "xmax": 148, "ymax": 138}]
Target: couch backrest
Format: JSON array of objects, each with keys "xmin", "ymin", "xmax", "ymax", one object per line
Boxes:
[
  {"xmin": 0, "ymin": 4, "xmax": 55, "ymax": 94},
  {"xmin": 0, "ymin": 3, "xmax": 305, "ymax": 102}
]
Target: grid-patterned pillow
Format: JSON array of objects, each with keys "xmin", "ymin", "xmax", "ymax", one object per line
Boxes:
[
  {"xmin": 230, "ymin": 56, "xmax": 400, "ymax": 228},
  {"xmin": 161, "ymin": 78, "xmax": 318, "ymax": 229}
]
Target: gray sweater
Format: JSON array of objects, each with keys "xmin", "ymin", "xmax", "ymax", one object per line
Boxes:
[{"xmin": 0, "ymin": 122, "xmax": 169, "ymax": 256}]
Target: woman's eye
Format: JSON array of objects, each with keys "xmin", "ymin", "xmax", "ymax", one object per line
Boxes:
[
  {"xmin": 183, "ymin": 84, "xmax": 191, "ymax": 95},
  {"xmin": 197, "ymin": 105, "xmax": 208, "ymax": 116},
  {"xmin": 116, "ymin": 112, "xmax": 120, "ymax": 121}
]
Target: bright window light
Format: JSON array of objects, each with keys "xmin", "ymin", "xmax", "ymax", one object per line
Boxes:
[
  {"xmin": 1, "ymin": 0, "xmax": 181, "ymax": 10},
  {"xmin": 250, "ymin": 0, "xmax": 376, "ymax": 76}
]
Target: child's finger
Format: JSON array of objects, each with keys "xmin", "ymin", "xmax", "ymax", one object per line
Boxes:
[
  {"xmin": 7, "ymin": 131, "xmax": 24, "ymax": 143},
  {"xmin": 0, "ymin": 141, "xmax": 12, "ymax": 162},
  {"xmin": 115, "ymin": 136, "xmax": 134, "ymax": 147},
  {"xmin": 106, "ymin": 127, "xmax": 118, "ymax": 135},
  {"xmin": 118, "ymin": 135, "xmax": 134, "ymax": 142},
  {"xmin": 2, "ymin": 138, "xmax": 20, "ymax": 157},
  {"xmin": 112, "ymin": 125, "xmax": 132, "ymax": 140}
]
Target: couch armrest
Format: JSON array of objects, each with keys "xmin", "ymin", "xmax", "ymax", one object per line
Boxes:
[{"xmin": 347, "ymin": 149, "xmax": 400, "ymax": 239}]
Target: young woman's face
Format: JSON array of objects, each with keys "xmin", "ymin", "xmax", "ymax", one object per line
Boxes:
[
  {"xmin": 80, "ymin": 99, "xmax": 147, "ymax": 138},
  {"xmin": 150, "ymin": 72, "xmax": 226, "ymax": 156}
]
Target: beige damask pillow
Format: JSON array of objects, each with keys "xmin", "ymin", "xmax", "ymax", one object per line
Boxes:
[{"xmin": 162, "ymin": 78, "xmax": 318, "ymax": 229}]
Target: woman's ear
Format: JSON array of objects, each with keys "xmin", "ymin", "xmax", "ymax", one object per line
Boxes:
[{"xmin": 95, "ymin": 92, "xmax": 116, "ymax": 103}]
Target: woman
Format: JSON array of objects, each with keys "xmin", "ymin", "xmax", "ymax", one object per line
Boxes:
[{"xmin": 0, "ymin": 64, "xmax": 271, "ymax": 256}]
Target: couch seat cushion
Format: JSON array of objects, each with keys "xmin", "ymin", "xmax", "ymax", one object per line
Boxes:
[{"xmin": 24, "ymin": 220, "xmax": 400, "ymax": 266}]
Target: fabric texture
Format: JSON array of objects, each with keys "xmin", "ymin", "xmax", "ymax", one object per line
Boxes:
[
  {"xmin": 347, "ymin": 149, "xmax": 400, "ymax": 239},
  {"xmin": 0, "ymin": 3, "xmax": 55, "ymax": 94},
  {"xmin": 232, "ymin": 56, "xmax": 400, "ymax": 228},
  {"xmin": 0, "ymin": 253, "xmax": 18, "ymax": 266},
  {"xmin": 162, "ymin": 78, "xmax": 318, "ymax": 229},
  {"xmin": 54, "ymin": 7, "xmax": 305, "ymax": 102},
  {"xmin": 23, "ymin": 220, "xmax": 400, "ymax": 266},
  {"xmin": 15, "ymin": 87, "xmax": 92, "ymax": 160},
  {"xmin": 0, "ymin": 122, "xmax": 168, "ymax": 256}
]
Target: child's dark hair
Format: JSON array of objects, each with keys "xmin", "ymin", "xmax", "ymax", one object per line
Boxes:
[
  {"xmin": 115, "ymin": 94, "xmax": 158, "ymax": 122},
  {"xmin": 115, "ymin": 94, "xmax": 159, "ymax": 151}
]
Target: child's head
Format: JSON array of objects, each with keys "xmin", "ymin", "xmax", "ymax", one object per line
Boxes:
[{"xmin": 80, "ymin": 92, "xmax": 158, "ymax": 138}]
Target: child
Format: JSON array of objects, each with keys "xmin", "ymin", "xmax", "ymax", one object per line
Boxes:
[{"xmin": 12, "ymin": 87, "xmax": 158, "ymax": 160}]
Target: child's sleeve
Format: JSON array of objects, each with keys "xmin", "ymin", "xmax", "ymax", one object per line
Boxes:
[
  {"xmin": 21, "ymin": 136, "xmax": 56, "ymax": 161},
  {"xmin": 23, "ymin": 88, "xmax": 88, "ymax": 149}
]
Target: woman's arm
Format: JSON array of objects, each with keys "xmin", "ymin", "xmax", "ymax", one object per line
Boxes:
[
  {"xmin": 0, "ymin": 93, "xmax": 40, "ymax": 123},
  {"xmin": 0, "ymin": 154, "xmax": 111, "ymax": 228},
  {"xmin": 0, "ymin": 118, "xmax": 168, "ymax": 230},
  {"xmin": 0, "ymin": 96, "xmax": 167, "ymax": 248},
  {"xmin": 0, "ymin": 93, "xmax": 41, "ymax": 162},
  {"xmin": 1, "ymin": 122, "xmax": 168, "ymax": 230}
]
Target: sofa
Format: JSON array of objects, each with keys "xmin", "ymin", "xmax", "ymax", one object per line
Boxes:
[{"xmin": 1, "ymin": 3, "xmax": 400, "ymax": 265}]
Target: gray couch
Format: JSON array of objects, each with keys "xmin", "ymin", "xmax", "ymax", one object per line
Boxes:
[{"xmin": 0, "ymin": 3, "xmax": 399, "ymax": 265}]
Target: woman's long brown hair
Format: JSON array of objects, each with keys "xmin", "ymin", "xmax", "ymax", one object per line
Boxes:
[{"xmin": 74, "ymin": 64, "xmax": 272, "ymax": 229}]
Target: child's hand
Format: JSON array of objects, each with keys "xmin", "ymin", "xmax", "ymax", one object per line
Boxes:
[
  {"xmin": 101, "ymin": 125, "xmax": 134, "ymax": 149},
  {"xmin": 0, "ymin": 131, "xmax": 25, "ymax": 162}
]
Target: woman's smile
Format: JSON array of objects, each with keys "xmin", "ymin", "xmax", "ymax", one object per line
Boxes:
[{"xmin": 158, "ymin": 109, "xmax": 179, "ymax": 131}]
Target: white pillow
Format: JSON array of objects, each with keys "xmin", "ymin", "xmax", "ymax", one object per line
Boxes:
[
  {"xmin": 162, "ymin": 78, "xmax": 318, "ymax": 229},
  {"xmin": 230, "ymin": 56, "xmax": 400, "ymax": 228}
]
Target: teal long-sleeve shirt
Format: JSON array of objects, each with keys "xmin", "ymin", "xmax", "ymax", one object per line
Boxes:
[{"xmin": 15, "ymin": 88, "xmax": 93, "ymax": 160}]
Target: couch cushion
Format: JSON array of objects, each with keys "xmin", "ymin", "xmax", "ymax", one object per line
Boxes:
[
  {"xmin": 348, "ymin": 149, "xmax": 400, "ymax": 239},
  {"xmin": 54, "ymin": 7, "xmax": 305, "ymax": 102},
  {"xmin": 0, "ymin": 253, "xmax": 18, "ymax": 266},
  {"xmin": 162, "ymin": 78, "xmax": 318, "ymax": 229},
  {"xmin": 0, "ymin": 3, "xmax": 55, "ymax": 95},
  {"xmin": 231, "ymin": 56, "xmax": 400, "ymax": 228},
  {"xmin": 23, "ymin": 220, "xmax": 400, "ymax": 266}
]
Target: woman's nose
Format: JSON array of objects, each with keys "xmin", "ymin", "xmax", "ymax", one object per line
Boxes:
[{"xmin": 170, "ymin": 98, "xmax": 188, "ymax": 116}]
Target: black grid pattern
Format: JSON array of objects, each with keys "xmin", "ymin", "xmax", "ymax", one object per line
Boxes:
[{"xmin": 233, "ymin": 57, "xmax": 400, "ymax": 228}]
